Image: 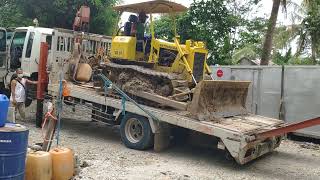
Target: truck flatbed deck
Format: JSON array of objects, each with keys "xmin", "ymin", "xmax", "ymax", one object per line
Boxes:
[{"xmin": 48, "ymin": 83, "xmax": 285, "ymax": 164}]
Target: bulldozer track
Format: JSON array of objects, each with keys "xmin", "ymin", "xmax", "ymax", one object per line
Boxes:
[
  {"xmin": 90, "ymin": 61, "xmax": 191, "ymax": 109},
  {"xmin": 101, "ymin": 62, "xmax": 189, "ymax": 98},
  {"xmin": 102, "ymin": 62, "xmax": 182, "ymax": 80}
]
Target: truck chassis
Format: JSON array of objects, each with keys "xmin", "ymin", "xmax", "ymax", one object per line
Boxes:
[{"xmin": 48, "ymin": 83, "xmax": 284, "ymax": 165}]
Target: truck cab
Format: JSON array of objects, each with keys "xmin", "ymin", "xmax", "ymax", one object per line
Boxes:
[
  {"xmin": 8, "ymin": 27, "xmax": 53, "ymax": 78},
  {"xmin": 0, "ymin": 26, "xmax": 54, "ymax": 100}
]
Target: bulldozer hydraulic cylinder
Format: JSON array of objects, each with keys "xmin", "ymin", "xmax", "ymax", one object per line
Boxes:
[{"xmin": 174, "ymin": 38, "xmax": 197, "ymax": 84}]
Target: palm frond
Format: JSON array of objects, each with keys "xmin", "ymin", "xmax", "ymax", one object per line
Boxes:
[
  {"xmin": 232, "ymin": 44, "xmax": 258, "ymax": 64},
  {"xmin": 281, "ymin": 0, "xmax": 287, "ymax": 14}
]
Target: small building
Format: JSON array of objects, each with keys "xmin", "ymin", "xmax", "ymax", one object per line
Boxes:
[{"xmin": 239, "ymin": 57, "xmax": 275, "ymax": 65}]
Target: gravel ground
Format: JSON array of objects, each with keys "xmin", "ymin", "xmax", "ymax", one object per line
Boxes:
[{"xmin": 21, "ymin": 104, "xmax": 320, "ymax": 180}]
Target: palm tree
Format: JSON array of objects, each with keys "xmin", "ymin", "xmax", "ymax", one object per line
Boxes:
[
  {"xmin": 260, "ymin": 0, "xmax": 286, "ymax": 65},
  {"xmin": 295, "ymin": 0, "xmax": 320, "ymax": 64},
  {"xmin": 239, "ymin": 0, "xmax": 319, "ymax": 65}
]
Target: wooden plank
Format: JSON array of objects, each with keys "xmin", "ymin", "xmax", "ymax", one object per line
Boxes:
[
  {"xmin": 80, "ymin": 84, "xmax": 94, "ymax": 88},
  {"xmin": 135, "ymin": 91, "xmax": 187, "ymax": 111},
  {"xmin": 154, "ymin": 123, "xmax": 171, "ymax": 152},
  {"xmin": 236, "ymin": 114, "xmax": 283, "ymax": 125},
  {"xmin": 42, "ymin": 113, "xmax": 57, "ymax": 152}
]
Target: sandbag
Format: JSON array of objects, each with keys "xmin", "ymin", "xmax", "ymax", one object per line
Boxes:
[{"xmin": 76, "ymin": 63, "xmax": 92, "ymax": 82}]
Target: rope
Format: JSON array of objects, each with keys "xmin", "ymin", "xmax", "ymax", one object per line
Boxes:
[
  {"xmin": 103, "ymin": 82, "xmax": 109, "ymax": 114},
  {"xmin": 98, "ymin": 74, "xmax": 160, "ymax": 122},
  {"xmin": 56, "ymin": 72, "xmax": 64, "ymax": 147},
  {"xmin": 121, "ymin": 97, "xmax": 126, "ymax": 116}
]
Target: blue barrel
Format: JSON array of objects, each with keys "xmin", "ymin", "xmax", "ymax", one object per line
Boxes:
[
  {"xmin": 0, "ymin": 94, "xmax": 9, "ymax": 127},
  {"xmin": 0, "ymin": 123, "xmax": 29, "ymax": 180}
]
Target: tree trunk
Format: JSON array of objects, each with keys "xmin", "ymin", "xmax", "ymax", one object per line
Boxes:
[
  {"xmin": 311, "ymin": 33, "xmax": 317, "ymax": 64},
  {"xmin": 261, "ymin": 0, "xmax": 281, "ymax": 65}
]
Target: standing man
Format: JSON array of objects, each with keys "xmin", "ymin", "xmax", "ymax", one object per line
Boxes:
[{"xmin": 10, "ymin": 68, "xmax": 37, "ymax": 120}]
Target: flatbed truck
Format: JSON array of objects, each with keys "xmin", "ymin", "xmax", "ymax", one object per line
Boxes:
[
  {"xmin": 5, "ymin": 26, "xmax": 319, "ymax": 165},
  {"xmin": 47, "ymin": 81, "xmax": 285, "ymax": 165}
]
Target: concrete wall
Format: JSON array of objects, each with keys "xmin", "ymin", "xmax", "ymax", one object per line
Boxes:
[
  {"xmin": 283, "ymin": 67, "xmax": 320, "ymax": 138},
  {"xmin": 211, "ymin": 65, "xmax": 320, "ymax": 138}
]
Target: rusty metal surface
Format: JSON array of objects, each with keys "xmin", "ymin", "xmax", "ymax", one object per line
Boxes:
[
  {"xmin": 256, "ymin": 117, "xmax": 320, "ymax": 140},
  {"xmin": 234, "ymin": 136, "xmax": 283, "ymax": 164}
]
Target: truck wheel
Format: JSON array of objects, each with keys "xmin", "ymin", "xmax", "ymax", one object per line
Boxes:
[{"xmin": 120, "ymin": 114, "xmax": 154, "ymax": 150}]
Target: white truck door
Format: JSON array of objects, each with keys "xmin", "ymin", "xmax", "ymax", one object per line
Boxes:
[
  {"xmin": 21, "ymin": 29, "xmax": 36, "ymax": 77},
  {"xmin": 22, "ymin": 29, "xmax": 53, "ymax": 78},
  {"xmin": 8, "ymin": 29, "xmax": 27, "ymax": 71},
  {"xmin": 0, "ymin": 28, "xmax": 7, "ymax": 83}
]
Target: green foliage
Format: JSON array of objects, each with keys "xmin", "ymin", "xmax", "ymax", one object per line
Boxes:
[
  {"xmin": 271, "ymin": 0, "xmax": 320, "ymax": 64},
  {"xmin": 236, "ymin": 18, "xmax": 267, "ymax": 49},
  {"xmin": 232, "ymin": 44, "xmax": 260, "ymax": 64},
  {"xmin": 232, "ymin": 18, "xmax": 267, "ymax": 64},
  {"xmin": 154, "ymin": 0, "xmax": 237, "ymax": 65},
  {"xmin": 189, "ymin": 0, "xmax": 236, "ymax": 65},
  {"xmin": 0, "ymin": 0, "xmax": 32, "ymax": 27},
  {"xmin": 272, "ymin": 49, "xmax": 317, "ymax": 65},
  {"xmin": 154, "ymin": 0, "xmax": 267, "ymax": 65},
  {"xmin": 0, "ymin": 0, "xmax": 118, "ymax": 35},
  {"xmin": 154, "ymin": 13, "xmax": 192, "ymax": 42},
  {"xmin": 272, "ymin": 48, "xmax": 292, "ymax": 65},
  {"xmin": 273, "ymin": 25, "xmax": 299, "ymax": 50},
  {"xmin": 288, "ymin": 56, "xmax": 315, "ymax": 65},
  {"xmin": 298, "ymin": 0, "xmax": 320, "ymax": 62}
]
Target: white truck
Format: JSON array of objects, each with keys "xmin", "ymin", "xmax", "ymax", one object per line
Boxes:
[
  {"xmin": 3, "ymin": 26, "xmax": 319, "ymax": 165},
  {"xmin": 0, "ymin": 28, "xmax": 8, "ymax": 93}
]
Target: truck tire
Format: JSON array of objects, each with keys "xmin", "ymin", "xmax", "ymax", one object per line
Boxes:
[{"xmin": 120, "ymin": 113, "xmax": 154, "ymax": 150}]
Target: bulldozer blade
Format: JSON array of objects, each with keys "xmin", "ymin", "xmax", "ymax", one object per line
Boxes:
[{"xmin": 188, "ymin": 80, "xmax": 251, "ymax": 121}]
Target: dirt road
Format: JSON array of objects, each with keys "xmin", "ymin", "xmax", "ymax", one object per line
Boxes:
[{"xmin": 22, "ymin": 106, "xmax": 320, "ymax": 180}]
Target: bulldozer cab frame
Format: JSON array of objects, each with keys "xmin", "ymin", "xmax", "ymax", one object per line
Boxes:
[
  {"xmin": 112, "ymin": 0, "xmax": 211, "ymax": 84},
  {"xmin": 113, "ymin": 0, "xmax": 187, "ymax": 39}
]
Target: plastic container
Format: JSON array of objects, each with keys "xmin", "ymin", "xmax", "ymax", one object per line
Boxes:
[
  {"xmin": 0, "ymin": 123, "xmax": 29, "ymax": 180},
  {"xmin": 80, "ymin": 6, "xmax": 90, "ymax": 23},
  {"xmin": 0, "ymin": 94, "xmax": 9, "ymax": 127},
  {"xmin": 49, "ymin": 147, "xmax": 74, "ymax": 180},
  {"xmin": 76, "ymin": 63, "xmax": 92, "ymax": 82},
  {"xmin": 25, "ymin": 151, "xmax": 52, "ymax": 180}
]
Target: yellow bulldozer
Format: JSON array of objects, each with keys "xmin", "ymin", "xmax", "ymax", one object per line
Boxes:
[{"xmin": 104, "ymin": 0, "xmax": 250, "ymax": 121}]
